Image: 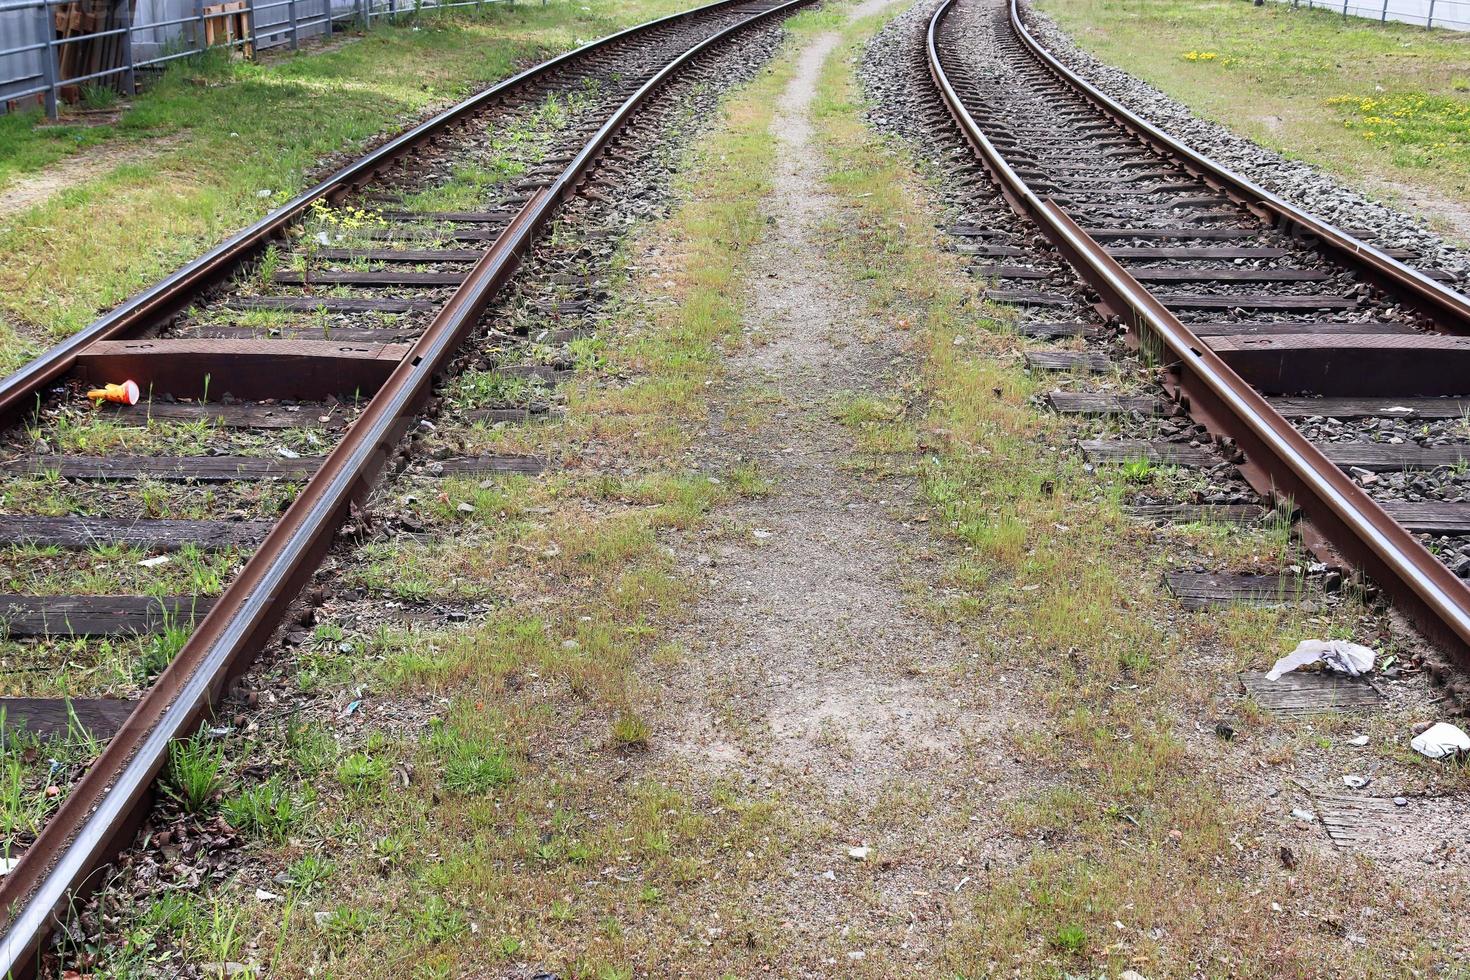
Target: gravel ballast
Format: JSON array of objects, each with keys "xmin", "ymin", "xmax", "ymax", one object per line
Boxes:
[{"xmin": 1021, "ymin": 2, "xmax": 1470, "ymax": 283}]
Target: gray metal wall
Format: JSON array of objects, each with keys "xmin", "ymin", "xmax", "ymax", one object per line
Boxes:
[
  {"xmin": 0, "ymin": 4, "xmax": 49, "ymax": 105},
  {"xmin": 1275, "ymin": 0, "xmax": 1469, "ymax": 31}
]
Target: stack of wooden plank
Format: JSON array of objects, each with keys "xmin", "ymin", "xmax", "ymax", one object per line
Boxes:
[{"xmin": 51, "ymin": 0, "xmax": 137, "ymax": 100}]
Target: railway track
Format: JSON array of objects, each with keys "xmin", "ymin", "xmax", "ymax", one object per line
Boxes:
[
  {"xmin": 0, "ymin": 1, "xmax": 809, "ymax": 971},
  {"xmin": 925, "ymin": 0, "xmax": 1470, "ymax": 673}
]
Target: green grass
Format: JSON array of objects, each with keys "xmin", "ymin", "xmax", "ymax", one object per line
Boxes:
[
  {"xmin": 221, "ymin": 775, "xmax": 315, "ymax": 841},
  {"xmin": 1035, "ymin": 0, "xmax": 1470, "ymax": 232},
  {"xmin": 0, "ymin": 0, "xmax": 703, "ymax": 375},
  {"xmin": 162, "ymin": 729, "xmax": 230, "ymax": 814}
]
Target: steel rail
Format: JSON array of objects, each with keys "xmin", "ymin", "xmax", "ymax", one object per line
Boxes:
[
  {"xmin": 0, "ymin": 0, "xmax": 810, "ymax": 972},
  {"xmin": 0, "ymin": 0, "xmax": 767, "ymax": 429},
  {"xmin": 925, "ymin": 0, "xmax": 1470, "ymax": 665},
  {"xmin": 1006, "ymin": 0, "xmax": 1470, "ymax": 332}
]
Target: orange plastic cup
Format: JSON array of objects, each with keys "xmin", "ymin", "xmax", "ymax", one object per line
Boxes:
[{"xmin": 87, "ymin": 380, "xmax": 140, "ymax": 405}]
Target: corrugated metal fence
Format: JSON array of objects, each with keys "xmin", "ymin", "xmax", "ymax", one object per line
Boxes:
[
  {"xmin": 0, "ymin": 0, "xmax": 518, "ymax": 118},
  {"xmin": 1268, "ymin": 0, "xmax": 1470, "ymax": 30}
]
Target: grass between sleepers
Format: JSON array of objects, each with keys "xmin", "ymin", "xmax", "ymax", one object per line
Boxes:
[
  {"xmin": 0, "ymin": 0, "xmax": 701, "ymax": 377},
  {"xmin": 808, "ymin": 8, "xmax": 1468, "ymax": 975},
  {"xmin": 1034, "ymin": 0, "xmax": 1470, "ymax": 233}
]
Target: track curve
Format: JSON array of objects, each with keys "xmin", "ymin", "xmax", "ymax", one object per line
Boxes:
[{"xmin": 927, "ymin": 0, "xmax": 1470, "ymax": 668}]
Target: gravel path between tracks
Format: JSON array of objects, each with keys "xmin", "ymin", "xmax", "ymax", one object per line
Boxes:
[
  {"xmin": 646, "ymin": 1, "xmax": 1041, "ymax": 966},
  {"xmin": 664, "ymin": 0, "xmax": 985, "ymax": 795}
]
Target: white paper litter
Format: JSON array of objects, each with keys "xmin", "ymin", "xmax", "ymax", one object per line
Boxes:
[
  {"xmin": 1266, "ymin": 640, "xmax": 1375, "ymax": 681},
  {"xmin": 1410, "ymin": 722, "xmax": 1470, "ymax": 760}
]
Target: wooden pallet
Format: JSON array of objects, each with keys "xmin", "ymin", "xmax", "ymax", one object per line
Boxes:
[{"xmin": 203, "ymin": 1, "xmax": 253, "ymax": 57}]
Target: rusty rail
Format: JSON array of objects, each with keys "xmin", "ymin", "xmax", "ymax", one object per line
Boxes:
[
  {"xmin": 925, "ymin": 0, "xmax": 1470, "ymax": 665},
  {"xmin": 0, "ymin": 0, "xmax": 810, "ymax": 971}
]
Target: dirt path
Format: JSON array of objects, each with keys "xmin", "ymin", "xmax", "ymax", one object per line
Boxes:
[
  {"xmin": 0, "ymin": 138, "xmax": 179, "ymax": 223},
  {"xmin": 669, "ymin": 9, "xmax": 979, "ymax": 792},
  {"xmin": 1365, "ymin": 176, "xmax": 1470, "ymax": 247},
  {"xmin": 649, "ymin": 1, "xmax": 1022, "ymax": 966}
]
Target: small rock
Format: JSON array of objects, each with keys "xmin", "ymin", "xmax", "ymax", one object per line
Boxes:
[
  {"xmin": 255, "ymin": 888, "xmax": 280, "ymax": 902},
  {"xmin": 203, "ymin": 965, "xmax": 252, "ymax": 978},
  {"xmin": 1347, "ymin": 734, "xmax": 1370, "ymax": 747},
  {"xmin": 1394, "ymin": 796, "xmax": 1408, "ymax": 807},
  {"xmin": 314, "ymin": 911, "xmax": 333, "ymax": 927},
  {"xmin": 457, "ymin": 502, "xmax": 476, "ymax": 514},
  {"xmin": 1342, "ymin": 775, "xmax": 1370, "ymax": 789},
  {"xmin": 1290, "ymin": 808, "xmax": 1316, "ymax": 823},
  {"xmin": 847, "ymin": 846, "xmax": 871, "ymax": 861}
]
